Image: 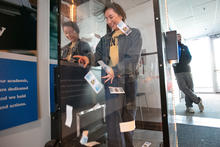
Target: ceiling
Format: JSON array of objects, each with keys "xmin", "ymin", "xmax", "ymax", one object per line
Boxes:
[
  {"xmin": 114, "ymin": 0, "xmax": 220, "ymax": 39},
  {"xmin": 167, "ymin": 0, "xmax": 220, "ymax": 39}
]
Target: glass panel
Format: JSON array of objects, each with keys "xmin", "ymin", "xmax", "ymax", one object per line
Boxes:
[
  {"xmin": 159, "ymin": 0, "xmax": 179, "ymax": 146},
  {"xmin": 55, "ymin": 0, "xmax": 164, "ymax": 146},
  {"xmin": 117, "ymin": 1, "xmax": 163, "ymax": 146},
  {"xmin": 58, "ymin": 1, "xmax": 108, "ymax": 145},
  {"xmin": 165, "ymin": 0, "xmax": 220, "ymax": 147}
]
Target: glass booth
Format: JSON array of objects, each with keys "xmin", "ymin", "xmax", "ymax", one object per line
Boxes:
[{"xmin": 50, "ymin": 0, "xmax": 177, "ymax": 146}]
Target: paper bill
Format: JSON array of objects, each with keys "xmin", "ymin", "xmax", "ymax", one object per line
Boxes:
[
  {"xmin": 85, "ymin": 141, "xmax": 100, "ymax": 147},
  {"xmin": 119, "ymin": 120, "xmax": 135, "ymax": 132},
  {"xmin": 84, "ymin": 71, "xmax": 103, "ymax": 94},
  {"xmin": 65, "ymin": 105, "xmax": 73, "ymax": 128},
  {"xmin": 142, "ymin": 141, "xmax": 152, "ymax": 147},
  {"xmin": 117, "ymin": 21, "xmax": 132, "ymax": 36},
  {"xmin": 80, "ymin": 130, "xmax": 89, "ymax": 145},
  {"xmin": 109, "ymin": 86, "xmax": 125, "ymax": 94}
]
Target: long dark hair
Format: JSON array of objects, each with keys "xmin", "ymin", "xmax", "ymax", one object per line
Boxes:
[{"xmin": 104, "ymin": 2, "xmax": 126, "ymax": 21}]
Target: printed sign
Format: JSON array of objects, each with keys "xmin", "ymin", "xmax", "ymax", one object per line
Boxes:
[{"xmin": 0, "ymin": 54, "xmax": 38, "ymax": 130}]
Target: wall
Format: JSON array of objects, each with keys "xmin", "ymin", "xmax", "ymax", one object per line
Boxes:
[{"xmin": 0, "ymin": 0, "xmax": 51, "ymax": 147}]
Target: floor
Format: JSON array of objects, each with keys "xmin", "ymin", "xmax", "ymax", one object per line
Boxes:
[
  {"xmin": 173, "ymin": 93, "xmax": 220, "ymax": 147},
  {"xmin": 176, "ymin": 124, "xmax": 220, "ymax": 147},
  {"xmin": 134, "ymin": 107, "xmax": 163, "ymax": 147},
  {"xmin": 133, "ymin": 129, "xmax": 163, "ymax": 147},
  {"xmin": 175, "ymin": 93, "xmax": 220, "ymax": 119},
  {"xmin": 68, "ymin": 93, "xmax": 220, "ymax": 147}
]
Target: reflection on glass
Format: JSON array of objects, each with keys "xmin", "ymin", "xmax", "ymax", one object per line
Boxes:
[
  {"xmin": 54, "ymin": 0, "xmax": 164, "ymax": 147},
  {"xmin": 60, "ymin": 21, "xmax": 93, "ymax": 66}
]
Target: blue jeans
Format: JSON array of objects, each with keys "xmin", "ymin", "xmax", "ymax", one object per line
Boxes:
[{"xmin": 104, "ymin": 76, "xmax": 137, "ymax": 147}]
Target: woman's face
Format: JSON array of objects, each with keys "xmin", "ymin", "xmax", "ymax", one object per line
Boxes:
[
  {"xmin": 105, "ymin": 8, "xmax": 123, "ymax": 31},
  {"xmin": 63, "ymin": 26, "xmax": 78, "ymax": 42}
]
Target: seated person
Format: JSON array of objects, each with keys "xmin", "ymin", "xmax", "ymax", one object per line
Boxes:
[{"xmin": 61, "ymin": 21, "xmax": 93, "ymax": 66}]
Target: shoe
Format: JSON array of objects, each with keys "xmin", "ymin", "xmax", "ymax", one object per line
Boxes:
[
  {"xmin": 198, "ymin": 99, "xmax": 204, "ymax": 112},
  {"xmin": 186, "ymin": 107, "xmax": 195, "ymax": 113}
]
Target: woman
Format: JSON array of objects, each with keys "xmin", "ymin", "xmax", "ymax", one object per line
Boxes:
[
  {"xmin": 61, "ymin": 21, "xmax": 93, "ymax": 65},
  {"xmin": 74, "ymin": 3, "xmax": 142, "ymax": 147}
]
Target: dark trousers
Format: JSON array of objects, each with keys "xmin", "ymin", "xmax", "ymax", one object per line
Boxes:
[
  {"xmin": 175, "ymin": 72, "xmax": 200, "ymax": 107},
  {"xmin": 104, "ymin": 76, "xmax": 137, "ymax": 147}
]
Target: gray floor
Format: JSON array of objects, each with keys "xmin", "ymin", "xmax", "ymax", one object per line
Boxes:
[
  {"xmin": 133, "ymin": 129, "xmax": 163, "ymax": 147},
  {"xmin": 174, "ymin": 93, "xmax": 220, "ymax": 147},
  {"xmin": 175, "ymin": 93, "xmax": 220, "ymax": 119},
  {"xmin": 132, "ymin": 94, "xmax": 220, "ymax": 147},
  {"xmin": 177, "ymin": 124, "xmax": 220, "ymax": 147}
]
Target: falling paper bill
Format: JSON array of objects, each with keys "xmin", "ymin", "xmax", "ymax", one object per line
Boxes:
[
  {"xmin": 80, "ymin": 130, "xmax": 100, "ymax": 147},
  {"xmin": 142, "ymin": 141, "xmax": 152, "ymax": 147},
  {"xmin": 117, "ymin": 20, "xmax": 132, "ymax": 36},
  {"xmin": 119, "ymin": 120, "xmax": 135, "ymax": 132},
  {"xmin": 80, "ymin": 130, "xmax": 89, "ymax": 145},
  {"xmin": 84, "ymin": 71, "xmax": 103, "ymax": 94},
  {"xmin": 109, "ymin": 86, "xmax": 125, "ymax": 94},
  {"xmin": 65, "ymin": 105, "xmax": 73, "ymax": 128}
]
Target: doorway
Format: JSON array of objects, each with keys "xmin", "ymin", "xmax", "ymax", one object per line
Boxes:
[
  {"xmin": 212, "ymin": 37, "xmax": 220, "ymax": 92},
  {"xmin": 158, "ymin": 0, "xmax": 220, "ymax": 146}
]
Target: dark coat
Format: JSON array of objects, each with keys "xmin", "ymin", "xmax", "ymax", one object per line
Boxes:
[
  {"xmin": 61, "ymin": 39, "xmax": 93, "ymax": 63},
  {"xmin": 94, "ymin": 28, "xmax": 142, "ymax": 80},
  {"xmin": 173, "ymin": 42, "xmax": 192, "ymax": 73}
]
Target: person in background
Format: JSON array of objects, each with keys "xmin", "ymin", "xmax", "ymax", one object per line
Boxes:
[
  {"xmin": 173, "ymin": 33, "xmax": 204, "ymax": 113},
  {"xmin": 61, "ymin": 21, "xmax": 93, "ymax": 66},
  {"xmin": 74, "ymin": 2, "xmax": 142, "ymax": 147}
]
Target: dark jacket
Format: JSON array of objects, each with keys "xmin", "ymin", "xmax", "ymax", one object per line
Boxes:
[
  {"xmin": 173, "ymin": 42, "xmax": 192, "ymax": 73},
  {"xmin": 94, "ymin": 28, "xmax": 142, "ymax": 81},
  {"xmin": 61, "ymin": 39, "xmax": 93, "ymax": 63}
]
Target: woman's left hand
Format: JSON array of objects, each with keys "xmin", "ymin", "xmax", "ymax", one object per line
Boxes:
[{"xmin": 102, "ymin": 68, "xmax": 115, "ymax": 84}]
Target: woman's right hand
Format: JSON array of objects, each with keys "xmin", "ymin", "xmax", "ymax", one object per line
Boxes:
[
  {"xmin": 102, "ymin": 67, "xmax": 115, "ymax": 84},
  {"xmin": 73, "ymin": 55, "xmax": 89, "ymax": 68}
]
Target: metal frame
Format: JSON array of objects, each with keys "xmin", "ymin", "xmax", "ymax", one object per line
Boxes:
[
  {"xmin": 153, "ymin": 0, "xmax": 170, "ymax": 146},
  {"xmin": 76, "ymin": 104, "xmax": 106, "ymax": 137}
]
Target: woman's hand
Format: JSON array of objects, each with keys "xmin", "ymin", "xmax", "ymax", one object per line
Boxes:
[
  {"xmin": 73, "ymin": 55, "xmax": 89, "ymax": 68},
  {"xmin": 102, "ymin": 67, "xmax": 115, "ymax": 84}
]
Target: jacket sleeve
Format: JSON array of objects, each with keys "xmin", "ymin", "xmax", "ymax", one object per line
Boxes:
[
  {"xmin": 80, "ymin": 41, "xmax": 94, "ymax": 65},
  {"xmin": 94, "ymin": 37, "xmax": 104, "ymax": 66},
  {"xmin": 182, "ymin": 45, "xmax": 192, "ymax": 65},
  {"xmin": 113, "ymin": 28, "xmax": 142, "ymax": 76}
]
